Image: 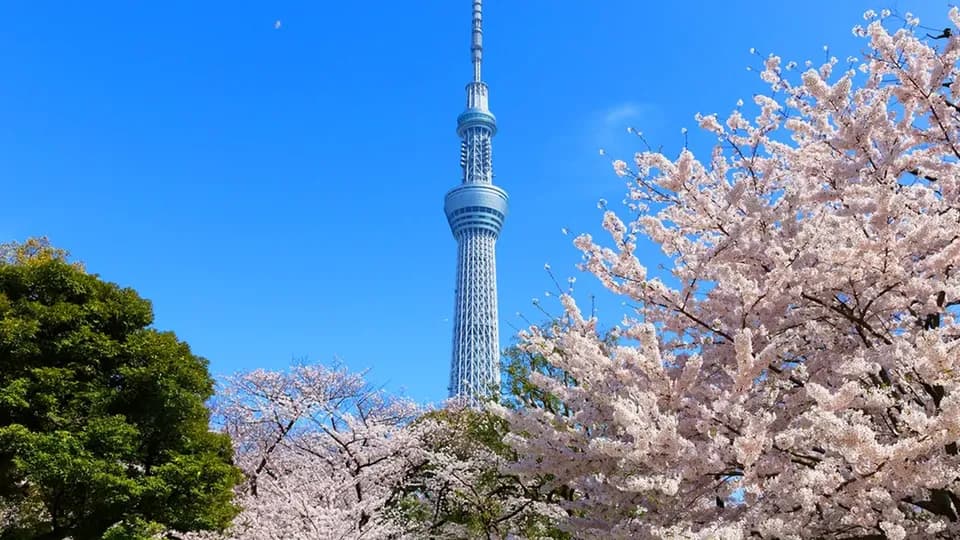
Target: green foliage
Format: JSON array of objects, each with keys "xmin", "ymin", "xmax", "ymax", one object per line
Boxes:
[
  {"xmin": 501, "ymin": 324, "xmax": 618, "ymax": 413},
  {"xmin": 0, "ymin": 237, "xmax": 76, "ymax": 269},
  {"xmin": 398, "ymin": 408, "xmax": 570, "ymax": 539},
  {"xmin": 501, "ymin": 341, "xmax": 572, "ymax": 414},
  {"xmin": 0, "ymin": 239, "xmax": 241, "ymax": 540},
  {"xmin": 99, "ymin": 519, "xmax": 164, "ymax": 540}
]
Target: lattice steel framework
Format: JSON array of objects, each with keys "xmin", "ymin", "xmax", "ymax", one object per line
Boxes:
[{"xmin": 443, "ymin": 0, "xmax": 508, "ymax": 404}]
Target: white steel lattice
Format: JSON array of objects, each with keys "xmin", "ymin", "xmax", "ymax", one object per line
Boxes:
[
  {"xmin": 462, "ymin": 119, "xmax": 492, "ymax": 184},
  {"xmin": 443, "ymin": 0, "xmax": 507, "ymax": 405},
  {"xmin": 449, "ymin": 229, "xmax": 500, "ymax": 402}
]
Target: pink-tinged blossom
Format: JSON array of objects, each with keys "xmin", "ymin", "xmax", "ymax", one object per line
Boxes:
[
  {"xmin": 175, "ymin": 366, "xmax": 556, "ymax": 540},
  {"xmin": 178, "ymin": 364, "xmax": 425, "ymax": 539},
  {"xmin": 695, "ymin": 113, "xmax": 724, "ymax": 134},
  {"xmin": 613, "ymin": 159, "xmax": 629, "ymax": 176},
  {"xmin": 498, "ymin": 9, "xmax": 960, "ymax": 539}
]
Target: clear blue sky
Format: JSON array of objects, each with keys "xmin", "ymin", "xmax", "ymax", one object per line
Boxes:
[{"xmin": 0, "ymin": 1, "xmax": 945, "ymax": 403}]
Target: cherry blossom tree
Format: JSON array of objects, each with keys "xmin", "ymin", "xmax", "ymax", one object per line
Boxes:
[
  {"xmin": 497, "ymin": 9, "xmax": 960, "ymax": 539},
  {"xmin": 180, "ymin": 364, "xmax": 424, "ymax": 540},
  {"xmin": 169, "ymin": 361, "xmax": 567, "ymax": 540}
]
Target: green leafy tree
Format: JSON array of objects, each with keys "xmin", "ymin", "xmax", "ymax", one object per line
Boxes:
[
  {"xmin": 501, "ymin": 338, "xmax": 573, "ymax": 414},
  {"xmin": 395, "ymin": 406, "xmax": 570, "ymax": 540},
  {"xmin": 0, "ymin": 238, "xmax": 241, "ymax": 540},
  {"xmin": 501, "ymin": 323, "xmax": 618, "ymax": 414}
]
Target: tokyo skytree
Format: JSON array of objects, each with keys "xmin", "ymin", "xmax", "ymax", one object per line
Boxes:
[{"xmin": 443, "ymin": 0, "xmax": 508, "ymax": 404}]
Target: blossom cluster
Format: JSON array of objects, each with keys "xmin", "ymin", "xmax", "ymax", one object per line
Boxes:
[{"xmin": 499, "ymin": 9, "xmax": 960, "ymax": 539}]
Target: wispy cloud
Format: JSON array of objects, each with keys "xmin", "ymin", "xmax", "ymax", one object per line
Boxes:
[
  {"xmin": 602, "ymin": 102, "xmax": 643, "ymax": 128},
  {"xmin": 560, "ymin": 101, "xmax": 657, "ymax": 196},
  {"xmin": 548, "ymin": 101, "xmax": 658, "ymax": 197},
  {"xmin": 591, "ymin": 101, "xmax": 653, "ymax": 153}
]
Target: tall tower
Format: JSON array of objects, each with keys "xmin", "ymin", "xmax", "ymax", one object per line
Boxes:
[{"xmin": 444, "ymin": 0, "xmax": 508, "ymax": 404}]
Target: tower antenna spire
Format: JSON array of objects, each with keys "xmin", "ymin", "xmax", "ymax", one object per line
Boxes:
[{"xmin": 471, "ymin": 0, "xmax": 483, "ymax": 82}]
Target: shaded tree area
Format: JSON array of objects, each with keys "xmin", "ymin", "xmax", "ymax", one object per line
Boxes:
[
  {"xmin": 0, "ymin": 238, "xmax": 240, "ymax": 540},
  {"xmin": 395, "ymin": 405, "xmax": 571, "ymax": 539}
]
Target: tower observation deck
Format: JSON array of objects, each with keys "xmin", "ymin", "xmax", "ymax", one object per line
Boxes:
[{"xmin": 444, "ymin": 0, "xmax": 508, "ymax": 404}]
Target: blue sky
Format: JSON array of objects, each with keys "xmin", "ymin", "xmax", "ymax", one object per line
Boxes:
[{"xmin": 0, "ymin": 1, "xmax": 945, "ymax": 403}]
